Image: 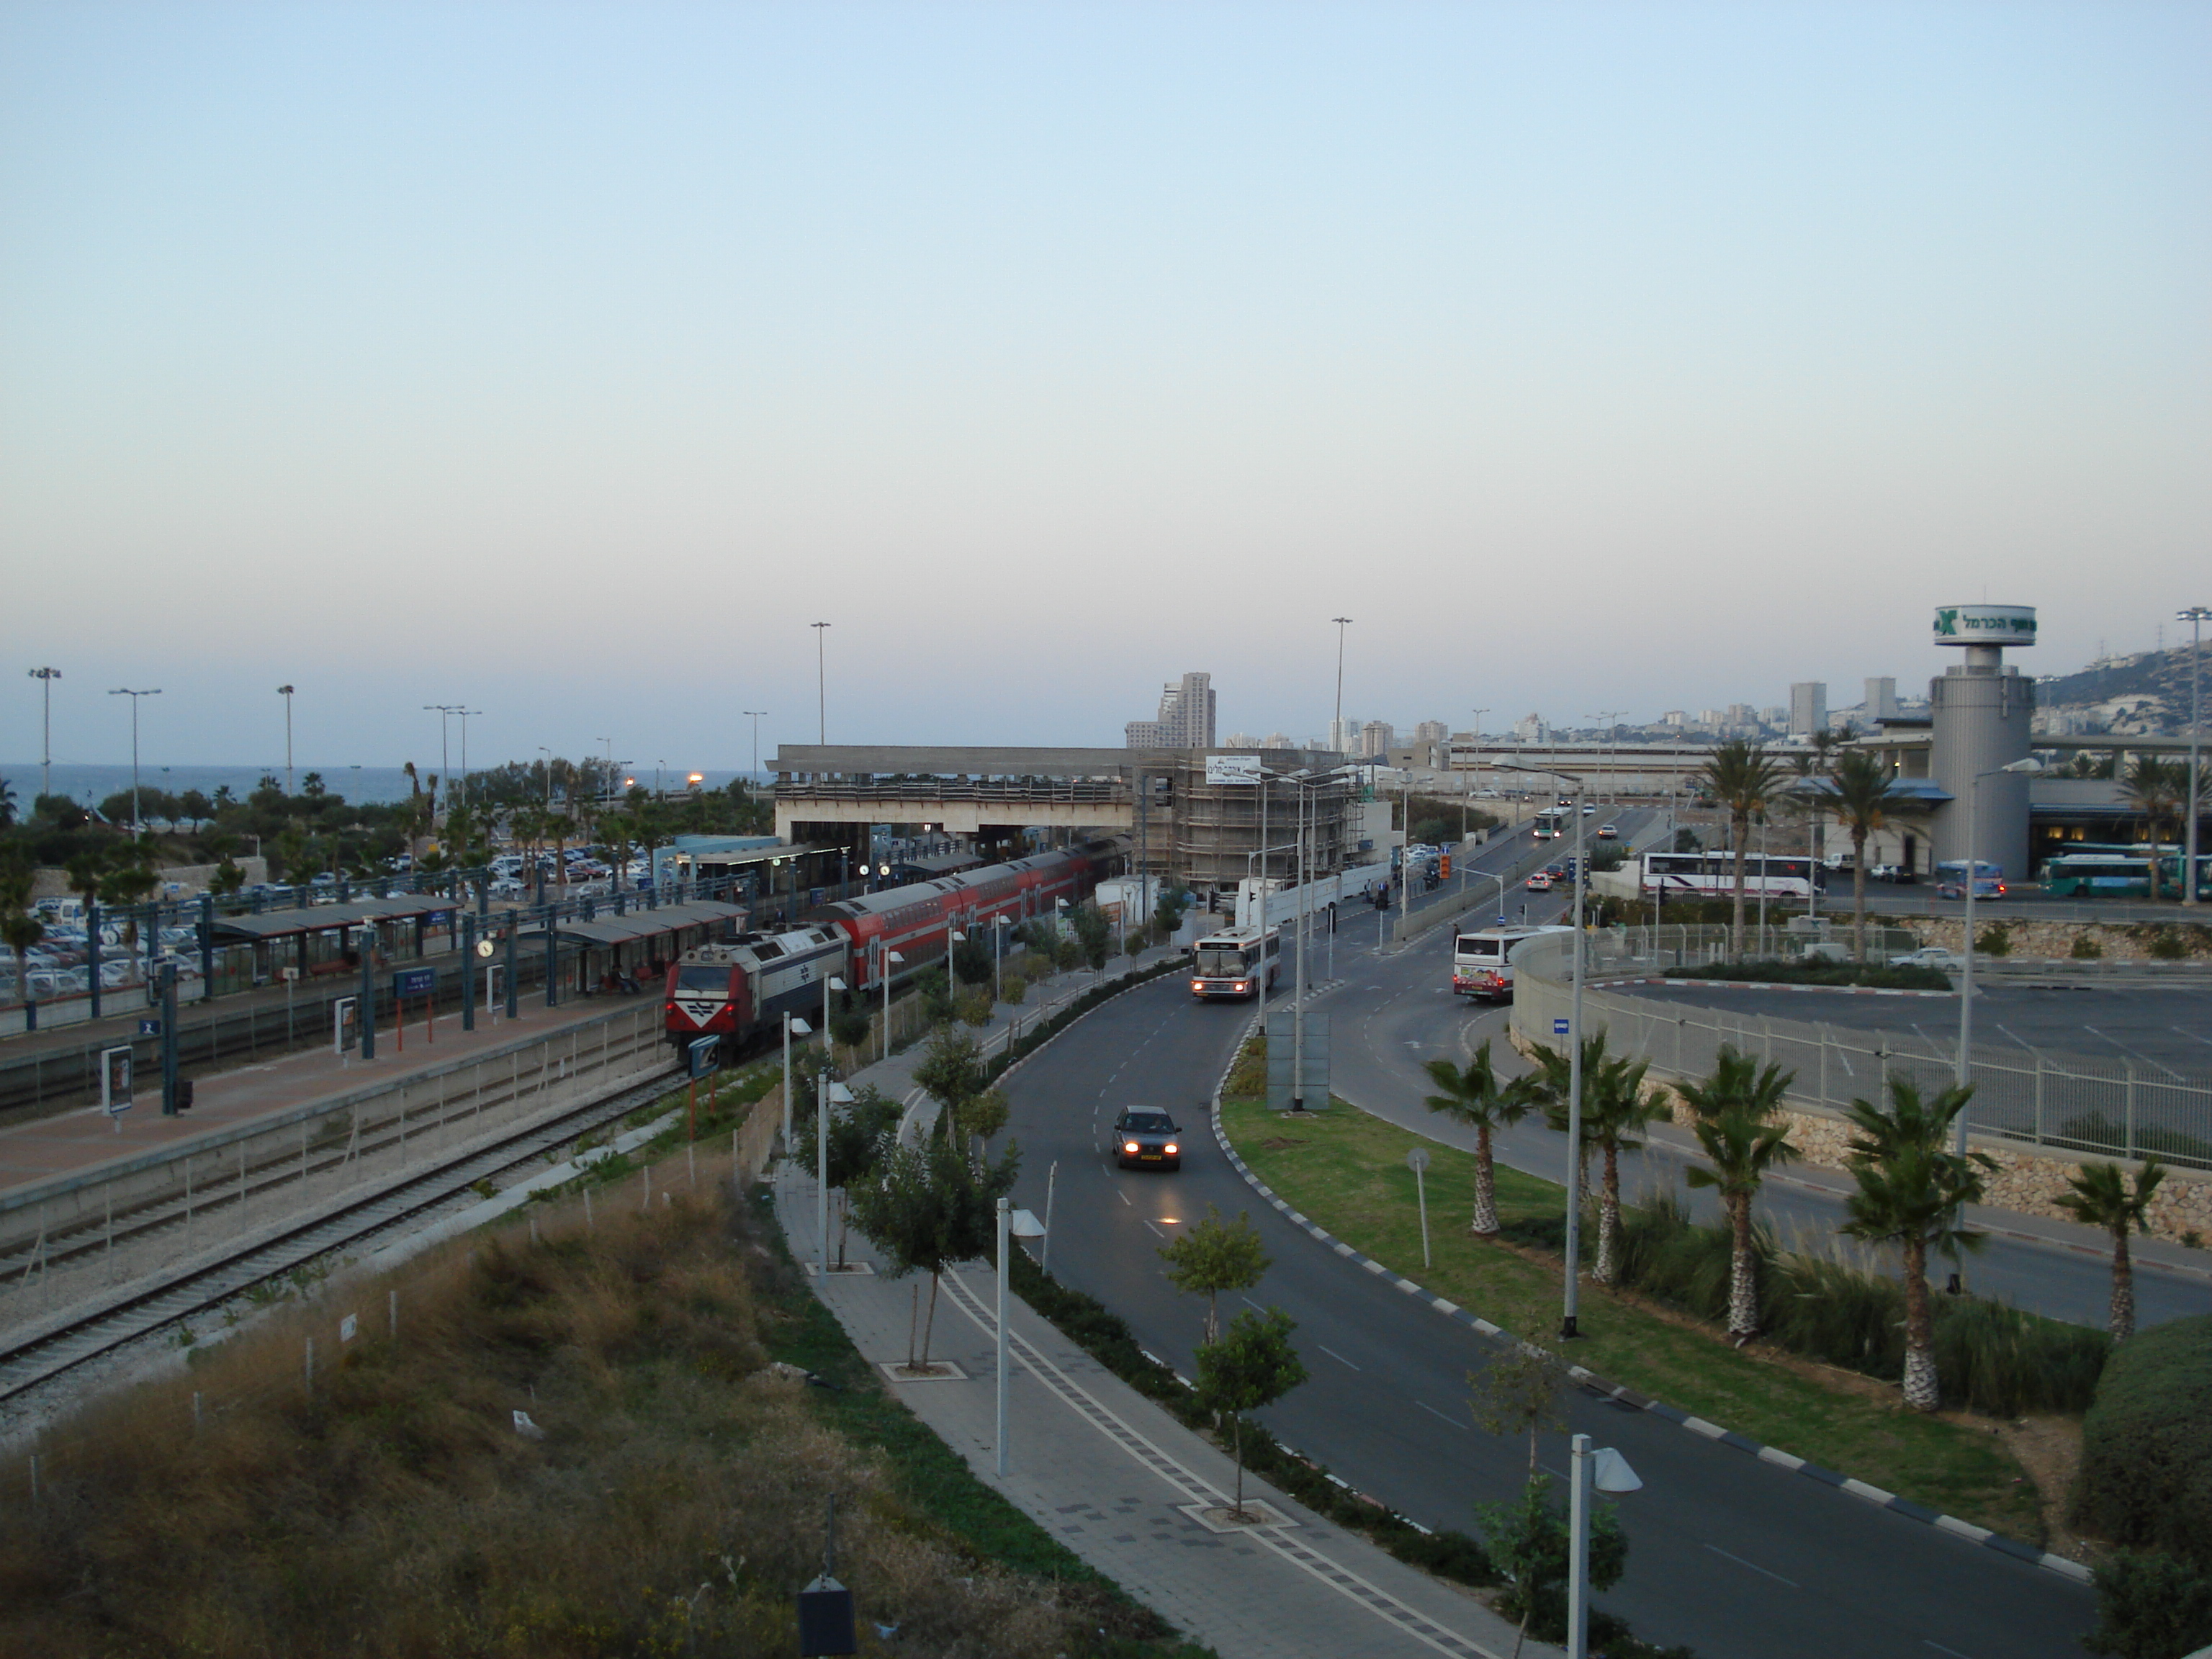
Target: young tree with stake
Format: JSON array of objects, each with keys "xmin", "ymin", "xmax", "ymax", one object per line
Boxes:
[
  {"xmin": 1192, "ymin": 1308, "xmax": 1307, "ymax": 1521},
  {"xmin": 1158, "ymin": 1206, "xmax": 1271, "ymax": 1345}
]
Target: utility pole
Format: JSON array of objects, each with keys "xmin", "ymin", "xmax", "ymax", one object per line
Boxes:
[
  {"xmin": 1331, "ymin": 617, "xmax": 1353, "ymax": 753},
  {"xmin": 811, "ymin": 624, "xmax": 831, "ymax": 744},
  {"xmin": 28, "ymin": 667, "xmax": 60, "ymax": 802},
  {"xmin": 108, "ymin": 688, "xmax": 161, "ymax": 837},
  {"xmin": 2183, "ymin": 607, "xmax": 2210, "ymax": 908},
  {"xmin": 425, "ymin": 706, "xmax": 462, "ymax": 821},
  {"xmin": 277, "ymin": 684, "xmax": 296, "ymax": 796}
]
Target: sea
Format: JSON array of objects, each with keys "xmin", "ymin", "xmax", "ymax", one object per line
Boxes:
[{"xmin": 3, "ymin": 764, "xmax": 764, "ymax": 811}]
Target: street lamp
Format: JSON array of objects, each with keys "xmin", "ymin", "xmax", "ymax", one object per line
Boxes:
[
  {"xmin": 743, "ymin": 711, "xmax": 767, "ymax": 781},
  {"xmin": 28, "ymin": 667, "xmax": 60, "ymax": 802},
  {"xmin": 107, "ymin": 688, "xmax": 161, "ymax": 837},
  {"xmin": 811, "ymin": 623, "xmax": 831, "ymax": 744},
  {"xmin": 2182, "ymin": 607, "xmax": 2210, "ymax": 908},
  {"xmin": 992, "ymin": 912, "xmax": 1013, "ymax": 1004},
  {"xmin": 881, "ymin": 948, "xmax": 904, "ymax": 1059},
  {"xmin": 1567, "ymin": 1434, "xmax": 1642, "ymax": 1659},
  {"xmin": 426, "ymin": 706, "xmax": 464, "ymax": 817},
  {"xmin": 277, "ymin": 684, "xmax": 295, "ymax": 796},
  {"xmin": 1957, "ymin": 757, "xmax": 2043, "ymax": 1151},
  {"xmin": 1493, "ymin": 757, "xmax": 1591, "ymax": 1339},
  {"xmin": 995, "ymin": 1196, "xmax": 1049, "ymax": 1475},
  {"xmin": 1331, "ymin": 617, "xmax": 1353, "ymax": 752},
  {"xmin": 781, "ymin": 1013, "xmax": 811, "ymax": 1148}
]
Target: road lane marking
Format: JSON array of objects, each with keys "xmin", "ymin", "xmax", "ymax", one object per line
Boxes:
[
  {"xmin": 1316, "ymin": 1344, "xmax": 1362, "ymax": 1371},
  {"xmin": 1413, "ymin": 1400, "xmax": 1467, "ymax": 1430},
  {"xmin": 1704, "ymin": 1544, "xmax": 1799, "ymax": 1588},
  {"xmin": 2083, "ymin": 1025, "xmax": 2184, "ymax": 1079},
  {"xmin": 1118, "ymin": 1188, "xmax": 1131, "ymax": 1205},
  {"xmin": 1143, "ymin": 1220, "xmax": 1166, "ymax": 1238},
  {"xmin": 1923, "ymin": 1643, "xmax": 1973, "ymax": 1658}
]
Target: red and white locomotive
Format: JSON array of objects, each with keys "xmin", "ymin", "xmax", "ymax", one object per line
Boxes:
[{"xmin": 662, "ymin": 845, "xmax": 1111, "ymax": 1058}]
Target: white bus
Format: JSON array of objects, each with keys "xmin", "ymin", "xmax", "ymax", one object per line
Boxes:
[
  {"xmin": 1190, "ymin": 925, "xmax": 1282, "ymax": 999},
  {"xmin": 1639, "ymin": 852, "xmax": 1822, "ymax": 899},
  {"xmin": 1452, "ymin": 924, "xmax": 1572, "ymax": 1002},
  {"xmin": 1532, "ymin": 809, "xmax": 1570, "ymax": 841}
]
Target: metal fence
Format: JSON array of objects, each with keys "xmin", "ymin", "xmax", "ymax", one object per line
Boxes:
[
  {"xmin": 0, "ymin": 1002, "xmax": 669, "ymax": 1346},
  {"xmin": 1509, "ymin": 926, "xmax": 2212, "ymax": 1170}
]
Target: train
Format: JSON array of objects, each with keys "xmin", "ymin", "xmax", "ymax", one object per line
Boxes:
[{"xmin": 662, "ymin": 842, "xmax": 1118, "ymax": 1058}]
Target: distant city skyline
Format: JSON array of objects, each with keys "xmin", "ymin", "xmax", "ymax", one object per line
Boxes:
[{"xmin": 4, "ymin": 5, "xmax": 2204, "ymax": 768}]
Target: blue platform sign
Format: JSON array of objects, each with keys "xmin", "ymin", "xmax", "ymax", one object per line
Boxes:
[
  {"xmin": 688, "ymin": 1036, "xmax": 721, "ymax": 1079},
  {"xmin": 394, "ymin": 966, "xmax": 438, "ymax": 999},
  {"xmin": 1552, "ymin": 1017, "xmax": 1571, "ymax": 1036},
  {"xmin": 138, "ymin": 1019, "xmax": 162, "ymax": 1037}
]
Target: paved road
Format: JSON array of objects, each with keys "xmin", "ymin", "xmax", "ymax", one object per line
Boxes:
[
  {"xmin": 996, "ymin": 943, "xmax": 2098, "ymax": 1652},
  {"xmin": 1619, "ymin": 981, "xmax": 2212, "ymax": 1077}
]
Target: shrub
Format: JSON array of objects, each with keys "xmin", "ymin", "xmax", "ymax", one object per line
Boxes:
[
  {"xmin": 2083, "ymin": 1551, "xmax": 2212, "ymax": 1658},
  {"xmin": 2072, "ymin": 932, "xmax": 2105, "ymax": 960},
  {"xmin": 1672, "ymin": 958, "xmax": 1951, "ymax": 992},
  {"xmin": 2073, "ymin": 1315, "xmax": 2212, "ymax": 1568},
  {"xmin": 2149, "ymin": 930, "xmax": 2189, "ymax": 961},
  {"xmin": 2054, "ymin": 1114, "xmax": 2212, "ymax": 1172},
  {"xmin": 1974, "ymin": 923, "xmax": 2012, "ymax": 956}
]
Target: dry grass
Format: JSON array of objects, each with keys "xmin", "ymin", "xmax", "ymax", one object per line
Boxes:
[{"xmin": 0, "ymin": 1166, "xmax": 1179, "ymax": 1658}]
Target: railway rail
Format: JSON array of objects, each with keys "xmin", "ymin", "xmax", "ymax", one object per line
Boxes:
[{"xmin": 0, "ymin": 1055, "xmax": 683, "ymax": 1411}]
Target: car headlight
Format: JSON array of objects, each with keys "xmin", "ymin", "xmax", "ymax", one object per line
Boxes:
[
  {"xmin": 1164, "ymin": 1143, "xmax": 1178, "ymax": 1156},
  {"xmin": 1123, "ymin": 1141, "xmax": 1140, "ymax": 1154},
  {"xmin": 1233, "ymin": 981, "xmax": 1249, "ymax": 992},
  {"xmin": 1191, "ymin": 979, "xmax": 1203, "ymax": 990}
]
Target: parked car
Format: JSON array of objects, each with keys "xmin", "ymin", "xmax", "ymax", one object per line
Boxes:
[
  {"xmin": 1888, "ymin": 947, "xmax": 1966, "ymax": 971},
  {"xmin": 1868, "ymin": 864, "xmax": 1917, "ymax": 884}
]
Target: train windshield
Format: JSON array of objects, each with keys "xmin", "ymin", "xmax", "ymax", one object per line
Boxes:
[{"xmin": 674, "ymin": 966, "xmax": 729, "ymax": 992}]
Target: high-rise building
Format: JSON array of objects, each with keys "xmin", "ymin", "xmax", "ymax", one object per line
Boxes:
[
  {"xmin": 1125, "ymin": 671, "xmax": 1217, "ymax": 749},
  {"xmin": 1328, "ymin": 716, "xmax": 1361, "ymax": 753},
  {"xmin": 1412, "ymin": 719, "xmax": 1448, "ymax": 744},
  {"xmin": 1359, "ymin": 721, "xmax": 1395, "ymax": 757},
  {"xmin": 1660, "ymin": 710, "xmax": 1688, "ymax": 727},
  {"xmin": 1864, "ymin": 677, "xmax": 1899, "ymax": 721},
  {"xmin": 1514, "ymin": 713, "xmax": 1547, "ymax": 742},
  {"xmin": 1789, "ymin": 683, "xmax": 1827, "ymax": 737}
]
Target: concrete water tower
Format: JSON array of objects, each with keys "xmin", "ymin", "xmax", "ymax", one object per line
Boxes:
[{"xmin": 1928, "ymin": 604, "xmax": 2038, "ymax": 879}]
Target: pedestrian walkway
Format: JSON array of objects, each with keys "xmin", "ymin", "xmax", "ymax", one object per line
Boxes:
[{"xmin": 773, "ymin": 1176, "xmax": 1549, "ymax": 1659}]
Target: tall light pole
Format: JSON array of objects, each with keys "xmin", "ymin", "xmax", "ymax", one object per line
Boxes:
[
  {"xmin": 744, "ymin": 711, "xmax": 767, "ymax": 780},
  {"xmin": 2182, "ymin": 606, "xmax": 2209, "ymax": 908},
  {"xmin": 277, "ymin": 685, "xmax": 297, "ymax": 796},
  {"xmin": 811, "ymin": 624, "xmax": 831, "ymax": 744},
  {"xmin": 1331, "ymin": 617, "xmax": 1353, "ymax": 753},
  {"xmin": 28, "ymin": 667, "xmax": 60, "ymax": 802},
  {"xmin": 1586, "ymin": 711, "xmax": 1624, "ymax": 803},
  {"xmin": 1495, "ymin": 757, "xmax": 1589, "ymax": 1338},
  {"xmin": 455, "ymin": 709, "xmax": 481, "ymax": 810},
  {"xmin": 426, "ymin": 706, "xmax": 462, "ymax": 817},
  {"xmin": 536, "ymin": 746, "xmax": 554, "ymax": 809},
  {"xmin": 108, "ymin": 688, "xmax": 161, "ymax": 837},
  {"xmin": 1957, "ymin": 757, "xmax": 2042, "ymax": 1152}
]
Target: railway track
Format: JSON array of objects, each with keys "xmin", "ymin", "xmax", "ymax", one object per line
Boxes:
[{"xmin": 0, "ymin": 1057, "xmax": 684, "ymax": 1411}]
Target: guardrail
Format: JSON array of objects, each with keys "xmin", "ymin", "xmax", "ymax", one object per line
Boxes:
[{"xmin": 1509, "ymin": 925, "xmax": 2212, "ymax": 1171}]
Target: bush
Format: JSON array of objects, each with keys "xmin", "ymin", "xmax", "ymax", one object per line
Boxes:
[
  {"xmin": 1974, "ymin": 923, "xmax": 2012, "ymax": 956},
  {"xmin": 1602, "ymin": 1198, "xmax": 2109, "ymax": 1414},
  {"xmin": 2073, "ymin": 1316, "xmax": 2212, "ymax": 1568},
  {"xmin": 1671, "ymin": 958, "xmax": 1951, "ymax": 992},
  {"xmin": 2054, "ymin": 1115, "xmax": 2212, "ymax": 1172},
  {"xmin": 2084, "ymin": 1551, "xmax": 2212, "ymax": 1659},
  {"xmin": 2149, "ymin": 930, "xmax": 2189, "ymax": 962},
  {"xmin": 2072, "ymin": 933, "xmax": 2105, "ymax": 960}
]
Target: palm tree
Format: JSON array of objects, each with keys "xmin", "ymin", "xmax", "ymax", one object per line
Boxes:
[
  {"xmin": 2054, "ymin": 1159, "xmax": 2165, "ymax": 1339},
  {"xmin": 1827, "ymin": 751, "xmax": 1909, "ymax": 961},
  {"xmin": 1696, "ymin": 739, "xmax": 1789, "ymax": 957},
  {"xmin": 1532, "ymin": 1033, "xmax": 1660, "ymax": 1286},
  {"xmin": 2120, "ymin": 757, "xmax": 2185, "ymax": 900},
  {"xmin": 1837, "ymin": 1077, "xmax": 1994, "ymax": 1411},
  {"xmin": 0, "ymin": 858, "xmax": 45, "ymax": 1007},
  {"xmin": 1677, "ymin": 1047, "xmax": 1799, "ymax": 1341},
  {"xmin": 1421, "ymin": 1043, "xmax": 1541, "ymax": 1237}
]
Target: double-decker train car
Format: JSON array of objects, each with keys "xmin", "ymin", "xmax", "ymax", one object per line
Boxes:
[{"xmin": 663, "ymin": 842, "xmax": 1115, "ymax": 1058}]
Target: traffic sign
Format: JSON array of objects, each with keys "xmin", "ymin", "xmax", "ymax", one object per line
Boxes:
[
  {"xmin": 1552, "ymin": 1017, "xmax": 1571, "ymax": 1036},
  {"xmin": 688, "ymin": 1036, "xmax": 721, "ymax": 1079}
]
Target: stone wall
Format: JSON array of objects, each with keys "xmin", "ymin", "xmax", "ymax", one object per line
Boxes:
[
  {"xmin": 1897, "ymin": 914, "xmax": 2212, "ymax": 963},
  {"xmin": 1508, "ymin": 1026, "xmax": 2212, "ymax": 1247},
  {"xmin": 31, "ymin": 858, "xmax": 270, "ymax": 902}
]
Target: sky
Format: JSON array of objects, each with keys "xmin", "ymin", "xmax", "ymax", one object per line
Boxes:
[{"xmin": 4, "ymin": 1, "xmax": 2207, "ymax": 776}]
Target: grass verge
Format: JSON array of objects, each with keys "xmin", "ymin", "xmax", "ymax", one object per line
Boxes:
[{"xmin": 1220, "ymin": 1090, "xmax": 2049, "ymax": 1543}]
